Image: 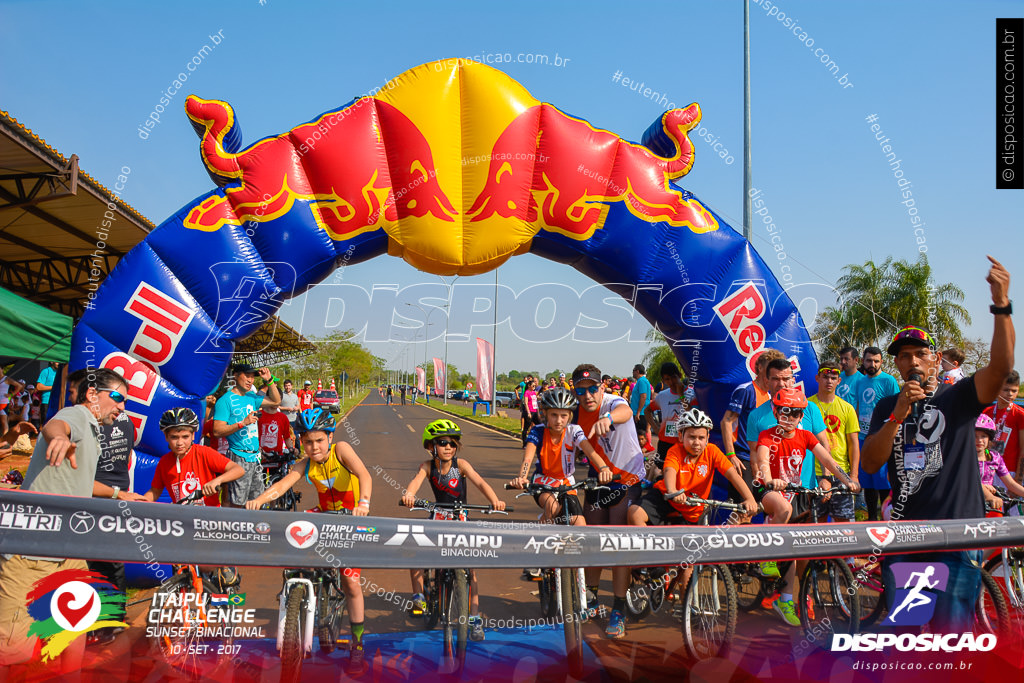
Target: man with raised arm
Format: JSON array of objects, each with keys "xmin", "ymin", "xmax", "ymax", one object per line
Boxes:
[{"xmin": 862, "ymin": 256, "xmax": 1014, "ymax": 633}]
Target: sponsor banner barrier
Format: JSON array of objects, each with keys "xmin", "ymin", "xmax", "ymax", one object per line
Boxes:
[{"xmin": 2, "ymin": 490, "xmax": 1023, "ymax": 569}]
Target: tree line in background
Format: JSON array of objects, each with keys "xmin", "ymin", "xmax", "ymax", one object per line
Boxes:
[{"xmin": 269, "ymin": 256, "xmax": 994, "ymax": 393}]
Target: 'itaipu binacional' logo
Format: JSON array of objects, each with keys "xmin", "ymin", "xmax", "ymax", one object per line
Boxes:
[{"xmin": 26, "ymin": 569, "xmax": 128, "ymax": 661}]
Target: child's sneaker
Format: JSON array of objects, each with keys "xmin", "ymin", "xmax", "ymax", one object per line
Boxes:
[
  {"xmin": 346, "ymin": 642, "xmax": 367, "ymax": 675},
  {"xmin": 605, "ymin": 609, "xmax": 626, "ymax": 639},
  {"xmin": 759, "ymin": 561, "xmax": 780, "ymax": 578},
  {"xmin": 760, "ymin": 591, "xmax": 781, "ymax": 610},
  {"xmin": 773, "ymin": 597, "xmax": 800, "ymax": 627},
  {"xmin": 410, "ymin": 593, "xmax": 426, "ymax": 614},
  {"xmin": 805, "ymin": 595, "xmax": 815, "ymax": 621}
]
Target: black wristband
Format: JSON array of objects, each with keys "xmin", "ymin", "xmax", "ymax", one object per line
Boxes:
[{"xmin": 990, "ymin": 301, "xmax": 1013, "ymax": 315}]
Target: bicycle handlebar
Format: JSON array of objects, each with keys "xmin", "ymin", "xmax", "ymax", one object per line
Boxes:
[
  {"xmin": 176, "ymin": 488, "xmax": 215, "ymax": 505},
  {"xmin": 399, "ymin": 499, "xmax": 513, "ymax": 514},
  {"xmin": 504, "ymin": 474, "xmax": 621, "ymax": 496},
  {"xmin": 667, "ymin": 490, "xmax": 763, "ymax": 514},
  {"xmin": 765, "ymin": 482, "xmax": 853, "ymax": 496}
]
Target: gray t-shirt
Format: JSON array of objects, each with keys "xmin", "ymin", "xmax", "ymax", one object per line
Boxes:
[
  {"xmin": 280, "ymin": 391, "xmax": 300, "ymax": 422},
  {"xmin": 22, "ymin": 404, "xmax": 101, "ymax": 497}
]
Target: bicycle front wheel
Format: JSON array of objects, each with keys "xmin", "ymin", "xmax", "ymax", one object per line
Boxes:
[
  {"xmin": 281, "ymin": 583, "xmax": 306, "ymax": 683},
  {"xmin": 149, "ymin": 574, "xmax": 236, "ymax": 680},
  {"xmin": 682, "ymin": 564, "xmax": 736, "ymax": 660},
  {"xmin": 976, "ymin": 568, "xmax": 1011, "ymax": 637},
  {"xmin": 441, "ymin": 570, "xmax": 469, "ymax": 672},
  {"xmin": 983, "ymin": 550, "xmax": 1024, "ymax": 609},
  {"xmin": 560, "ymin": 567, "xmax": 584, "ymax": 678},
  {"xmin": 799, "ymin": 558, "xmax": 860, "ymax": 641}
]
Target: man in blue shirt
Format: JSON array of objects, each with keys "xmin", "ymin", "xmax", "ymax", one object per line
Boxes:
[
  {"xmin": 836, "ymin": 346, "xmax": 862, "ymax": 404},
  {"xmin": 212, "ymin": 363, "xmax": 282, "ymax": 507},
  {"xmin": 854, "ymin": 346, "xmax": 901, "ymax": 520},
  {"xmin": 720, "ymin": 349, "xmax": 785, "ymax": 500},
  {"xmin": 629, "ymin": 363, "xmax": 651, "ymax": 428},
  {"xmin": 746, "ymin": 357, "xmax": 830, "ymax": 489},
  {"xmin": 34, "ymin": 361, "xmax": 58, "ymax": 420}
]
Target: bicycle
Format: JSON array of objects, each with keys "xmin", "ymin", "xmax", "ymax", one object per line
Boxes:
[
  {"xmin": 505, "ymin": 476, "xmax": 614, "ymax": 678},
  {"xmin": 147, "ymin": 489, "xmax": 240, "ymax": 680},
  {"xmin": 982, "ymin": 490, "xmax": 1024, "ymax": 611},
  {"xmin": 723, "ymin": 482, "xmax": 862, "ymax": 644},
  {"xmin": 261, "ymin": 447, "xmax": 301, "ymax": 512},
  {"xmin": 401, "ymin": 498, "xmax": 512, "ymax": 673},
  {"xmin": 277, "ymin": 508, "xmax": 351, "ymax": 683},
  {"xmin": 667, "ymin": 492, "xmax": 753, "ymax": 659}
]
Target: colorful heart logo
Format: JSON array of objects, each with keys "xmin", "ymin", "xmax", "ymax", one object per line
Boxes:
[
  {"xmin": 50, "ymin": 582, "xmax": 100, "ymax": 632},
  {"xmin": 285, "ymin": 521, "xmax": 318, "ymax": 549},
  {"xmin": 867, "ymin": 526, "xmax": 894, "ymax": 547}
]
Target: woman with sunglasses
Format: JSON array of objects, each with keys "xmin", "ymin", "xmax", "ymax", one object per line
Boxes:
[{"xmin": 401, "ymin": 419, "xmax": 506, "ymax": 641}]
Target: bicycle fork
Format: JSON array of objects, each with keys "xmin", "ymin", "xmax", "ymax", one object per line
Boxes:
[{"xmin": 278, "ymin": 578, "xmax": 318, "ymax": 656}]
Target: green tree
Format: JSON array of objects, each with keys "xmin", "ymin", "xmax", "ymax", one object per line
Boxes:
[
  {"xmin": 288, "ymin": 331, "xmax": 384, "ymax": 387},
  {"xmin": 814, "ymin": 256, "xmax": 970, "ymax": 358},
  {"xmin": 642, "ymin": 330, "xmax": 688, "ymax": 382}
]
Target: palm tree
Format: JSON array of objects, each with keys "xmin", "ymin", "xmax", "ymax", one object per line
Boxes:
[{"xmin": 815, "ymin": 255, "xmax": 969, "ymax": 357}]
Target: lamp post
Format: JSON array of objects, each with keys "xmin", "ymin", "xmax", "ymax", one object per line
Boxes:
[{"xmin": 405, "ymin": 301, "xmax": 445, "ymax": 403}]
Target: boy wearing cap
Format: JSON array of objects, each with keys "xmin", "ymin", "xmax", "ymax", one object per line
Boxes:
[
  {"xmin": 808, "ymin": 360, "xmax": 860, "ymax": 521},
  {"xmin": 211, "ymin": 363, "xmax": 281, "ymax": 507},
  {"xmin": 862, "ymin": 256, "xmax": 1014, "ymax": 633},
  {"xmin": 297, "ymin": 380, "xmax": 316, "ymax": 411}
]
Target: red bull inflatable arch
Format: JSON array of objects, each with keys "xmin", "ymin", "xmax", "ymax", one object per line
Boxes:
[{"xmin": 71, "ymin": 58, "xmax": 819, "ymax": 465}]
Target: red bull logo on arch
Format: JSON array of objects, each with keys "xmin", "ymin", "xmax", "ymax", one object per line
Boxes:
[{"xmin": 69, "ymin": 57, "xmax": 819, "ymax": 489}]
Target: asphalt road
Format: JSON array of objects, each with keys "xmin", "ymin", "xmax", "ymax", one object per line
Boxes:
[{"xmin": 80, "ymin": 395, "xmax": 916, "ymax": 682}]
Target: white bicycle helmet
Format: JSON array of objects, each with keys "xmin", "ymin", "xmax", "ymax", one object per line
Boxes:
[{"xmin": 677, "ymin": 408, "xmax": 713, "ymax": 431}]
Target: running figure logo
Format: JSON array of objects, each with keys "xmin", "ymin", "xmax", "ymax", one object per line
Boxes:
[{"xmin": 887, "ymin": 562, "xmax": 949, "ymax": 626}]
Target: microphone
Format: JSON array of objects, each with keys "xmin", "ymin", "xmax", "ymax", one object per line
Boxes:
[{"xmin": 908, "ymin": 372, "xmax": 923, "ymax": 421}]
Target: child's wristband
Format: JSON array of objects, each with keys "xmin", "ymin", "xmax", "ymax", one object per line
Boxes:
[{"xmin": 725, "ymin": 451, "xmax": 736, "ymax": 457}]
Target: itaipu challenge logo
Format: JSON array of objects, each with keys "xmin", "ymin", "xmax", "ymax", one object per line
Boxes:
[{"xmin": 26, "ymin": 569, "xmax": 128, "ymax": 661}]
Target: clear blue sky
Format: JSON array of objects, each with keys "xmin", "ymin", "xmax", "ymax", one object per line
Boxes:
[{"xmin": 2, "ymin": 0, "xmax": 1019, "ymax": 378}]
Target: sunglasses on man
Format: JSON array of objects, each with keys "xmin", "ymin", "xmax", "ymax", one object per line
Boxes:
[{"xmin": 574, "ymin": 386, "xmax": 600, "ymax": 396}]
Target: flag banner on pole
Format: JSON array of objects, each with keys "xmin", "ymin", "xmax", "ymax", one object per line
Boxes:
[
  {"xmin": 432, "ymin": 357, "xmax": 444, "ymax": 395},
  {"xmin": 476, "ymin": 337, "xmax": 494, "ymax": 400},
  {"xmin": 416, "ymin": 367, "xmax": 426, "ymax": 393}
]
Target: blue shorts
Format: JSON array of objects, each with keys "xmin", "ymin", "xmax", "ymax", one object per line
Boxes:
[{"xmin": 858, "ymin": 461, "xmax": 890, "ymax": 490}]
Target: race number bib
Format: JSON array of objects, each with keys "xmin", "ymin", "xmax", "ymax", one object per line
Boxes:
[
  {"xmin": 665, "ymin": 420, "xmax": 678, "ymax": 438},
  {"xmin": 532, "ymin": 473, "xmax": 570, "ymax": 488},
  {"xmin": 904, "ymin": 445, "xmax": 927, "ymax": 471}
]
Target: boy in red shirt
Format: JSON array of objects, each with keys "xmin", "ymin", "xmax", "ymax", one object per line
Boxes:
[
  {"xmin": 981, "ymin": 369, "xmax": 1024, "ymax": 480},
  {"xmin": 258, "ymin": 403, "xmax": 293, "ymax": 455},
  {"xmin": 144, "ymin": 408, "xmax": 244, "ymax": 506},
  {"xmin": 753, "ymin": 388, "xmax": 858, "ymax": 627}
]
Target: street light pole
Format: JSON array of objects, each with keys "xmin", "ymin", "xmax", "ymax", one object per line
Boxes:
[{"xmin": 405, "ymin": 302, "xmax": 445, "ymax": 403}]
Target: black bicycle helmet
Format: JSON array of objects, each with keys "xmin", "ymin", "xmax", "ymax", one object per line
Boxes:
[
  {"xmin": 539, "ymin": 387, "xmax": 578, "ymax": 410},
  {"xmin": 294, "ymin": 407, "xmax": 336, "ymax": 435},
  {"xmin": 422, "ymin": 418, "xmax": 462, "ymax": 449},
  {"xmin": 159, "ymin": 407, "xmax": 200, "ymax": 433}
]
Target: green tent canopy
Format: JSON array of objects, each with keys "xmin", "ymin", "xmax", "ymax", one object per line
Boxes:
[{"xmin": 0, "ymin": 285, "xmax": 72, "ymax": 362}]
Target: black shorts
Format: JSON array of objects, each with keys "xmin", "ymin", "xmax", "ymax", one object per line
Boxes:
[
  {"xmin": 633, "ymin": 488, "xmax": 697, "ymax": 527},
  {"xmin": 534, "ymin": 490, "xmax": 584, "ymax": 518},
  {"xmin": 654, "ymin": 439, "xmax": 674, "ymax": 469},
  {"xmin": 751, "ymin": 482, "xmax": 809, "ymax": 521},
  {"xmin": 584, "ymin": 482, "xmax": 642, "ymax": 510}
]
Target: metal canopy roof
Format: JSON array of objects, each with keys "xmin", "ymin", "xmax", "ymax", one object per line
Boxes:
[
  {"xmin": 0, "ymin": 109, "xmax": 154, "ymax": 317},
  {"xmin": 0, "ymin": 109, "xmax": 313, "ymax": 365}
]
